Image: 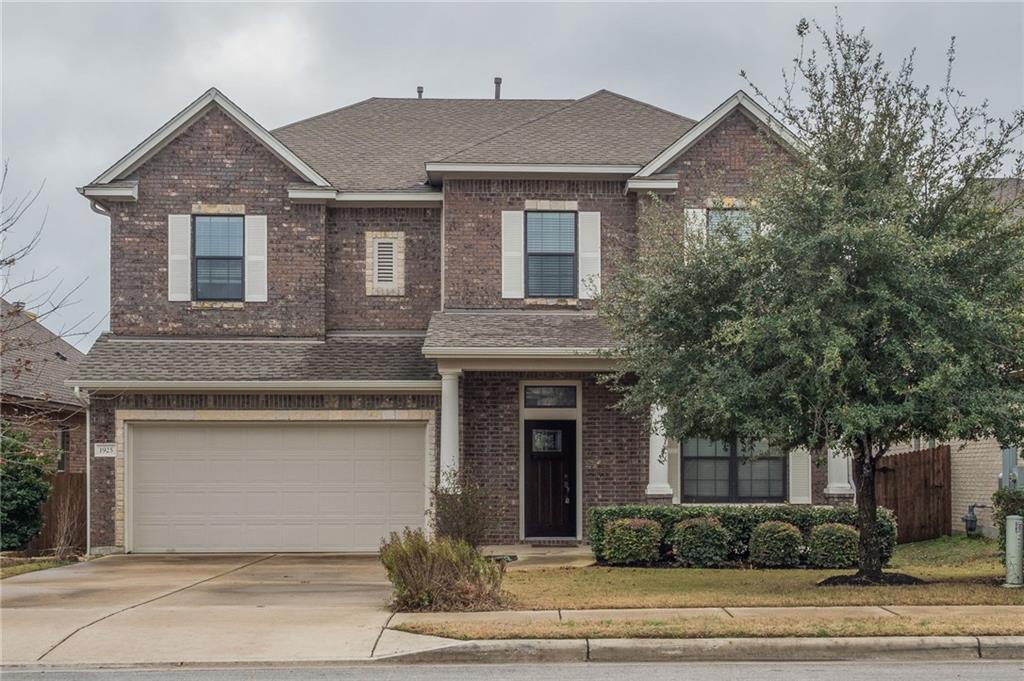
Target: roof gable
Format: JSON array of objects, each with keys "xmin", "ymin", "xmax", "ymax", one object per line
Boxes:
[
  {"xmin": 636, "ymin": 90, "xmax": 805, "ymax": 177},
  {"xmin": 87, "ymin": 88, "xmax": 329, "ymax": 188},
  {"xmin": 438, "ymin": 90, "xmax": 696, "ymax": 166}
]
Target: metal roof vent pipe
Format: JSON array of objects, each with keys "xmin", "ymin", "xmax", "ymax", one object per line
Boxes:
[
  {"xmin": 494, "ymin": 77, "xmax": 502, "ymax": 100},
  {"xmin": 417, "ymin": 86, "xmax": 423, "ymax": 99}
]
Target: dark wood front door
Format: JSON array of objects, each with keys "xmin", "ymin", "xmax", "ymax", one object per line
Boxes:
[{"xmin": 524, "ymin": 420, "xmax": 576, "ymax": 538}]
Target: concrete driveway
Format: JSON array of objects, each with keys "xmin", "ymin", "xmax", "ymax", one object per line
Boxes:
[{"xmin": 1, "ymin": 554, "xmax": 450, "ymax": 667}]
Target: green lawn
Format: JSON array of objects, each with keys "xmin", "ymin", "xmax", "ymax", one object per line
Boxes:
[
  {"xmin": 0, "ymin": 559, "xmax": 72, "ymax": 579},
  {"xmin": 502, "ymin": 535, "xmax": 1019, "ymax": 609},
  {"xmin": 393, "ymin": 536, "xmax": 1024, "ymax": 640}
]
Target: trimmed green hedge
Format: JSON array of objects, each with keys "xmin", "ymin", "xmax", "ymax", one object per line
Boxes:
[
  {"xmin": 588, "ymin": 504, "xmax": 896, "ymax": 566},
  {"xmin": 808, "ymin": 523, "xmax": 860, "ymax": 568},
  {"xmin": 993, "ymin": 488, "xmax": 1024, "ymax": 552},
  {"xmin": 603, "ymin": 517, "xmax": 662, "ymax": 565},
  {"xmin": 670, "ymin": 517, "xmax": 732, "ymax": 567},
  {"xmin": 749, "ymin": 521, "xmax": 802, "ymax": 568}
]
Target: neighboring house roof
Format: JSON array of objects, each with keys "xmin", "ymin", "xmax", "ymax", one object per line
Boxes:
[
  {"xmin": 1, "ymin": 299, "xmax": 86, "ymax": 407},
  {"xmin": 69, "ymin": 334, "xmax": 439, "ymax": 389},
  {"xmin": 423, "ymin": 311, "xmax": 612, "ymax": 357},
  {"xmin": 273, "ymin": 98, "xmax": 572, "ymax": 192},
  {"xmin": 436, "ymin": 90, "xmax": 696, "ymax": 165}
]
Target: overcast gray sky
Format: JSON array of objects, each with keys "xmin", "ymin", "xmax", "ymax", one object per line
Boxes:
[{"xmin": 2, "ymin": 1, "xmax": 1021, "ymax": 350}]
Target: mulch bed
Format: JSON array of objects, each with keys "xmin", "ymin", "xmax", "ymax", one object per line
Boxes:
[{"xmin": 818, "ymin": 572, "xmax": 924, "ymax": 587}]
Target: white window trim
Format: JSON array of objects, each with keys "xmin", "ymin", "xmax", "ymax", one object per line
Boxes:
[{"xmin": 518, "ymin": 379, "xmax": 583, "ymax": 541}]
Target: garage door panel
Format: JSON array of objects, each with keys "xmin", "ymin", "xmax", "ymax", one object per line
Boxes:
[{"xmin": 130, "ymin": 422, "xmax": 427, "ymax": 552}]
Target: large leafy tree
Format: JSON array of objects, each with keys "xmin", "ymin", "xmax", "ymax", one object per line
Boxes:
[{"xmin": 602, "ymin": 18, "xmax": 1024, "ymax": 580}]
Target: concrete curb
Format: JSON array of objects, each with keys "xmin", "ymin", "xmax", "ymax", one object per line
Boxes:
[
  {"xmin": 3, "ymin": 636, "xmax": 1021, "ymax": 670},
  {"xmin": 381, "ymin": 635, "xmax": 1024, "ymax": 664}
]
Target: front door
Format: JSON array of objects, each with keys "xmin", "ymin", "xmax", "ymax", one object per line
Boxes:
[{"xmin": 524, "ymin": 420, "xmax": 576, "ymax": 538}]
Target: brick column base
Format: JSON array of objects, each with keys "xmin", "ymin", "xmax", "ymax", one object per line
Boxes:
[
  {"xmin": 645, "ymin": 494, "xmax": 675, "ymax": 506},
  {"xmin": 823, "ymin": 492, "xmax": 855, "ymax": 507}
]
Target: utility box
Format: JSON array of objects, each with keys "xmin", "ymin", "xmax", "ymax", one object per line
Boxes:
[
  {"xmin": 1006, "ymin": 515, "xmax": 1023, "ymax": 588},
  {"xmin": 1002, "ymin": 446, "xmax": 1022, "ymax": 490}
]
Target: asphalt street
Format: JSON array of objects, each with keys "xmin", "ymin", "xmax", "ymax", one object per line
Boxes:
[{"xmin": 3, "ymin": 662, "xmax": 1022, "ymax": 680}]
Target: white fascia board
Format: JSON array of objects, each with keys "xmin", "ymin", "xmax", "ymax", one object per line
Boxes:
[
  {"xmin": 422, "ymin": 346, "xmax": 609, "ymax": 359},
  {"xmin": 626, "ymin": 178, "xmax": 678, "ymax": 192},
  {"xmin": 91, "ymin": 88, "xmax": 330, "ymax": 188},
  {"xmin": 66, "ymin": 379, "xmax": 441, "ymax": 393},
  {"xmin": 79, "ymin": 182, "xmax": 139, "ymax": 201},
  {"xmin": 636, "ymin": 90, "xmax": 806, "ymax": 178},
  {"xmin": 287, "ymin": 189, "xmax": 444, "ymax": 205},
  {"xmin": 425, "ymin": 163, "xmax": 641, "ymax": 175},
  {"xmin": 288, "ymin": 187, "xmax": 341, "ymax": 203},
  {"xmin": 336, "ymin": 192, "xmax": 443, "ymax": 203}
]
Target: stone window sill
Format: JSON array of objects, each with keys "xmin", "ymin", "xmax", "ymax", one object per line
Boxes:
[
  {"xmin": 523, "ymin": 298, "xmax": 581, "ymax": 307},
  {"xmin": 190, "ymin": 301, "xmax": 245, "ymax": 310}
]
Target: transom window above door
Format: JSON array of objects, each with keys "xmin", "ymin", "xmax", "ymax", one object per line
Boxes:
[
  {"xmin": 524, "ymin": 385, "xmax": 577, "ymax": 408},
  {"xmin": 680, "ymin": 437, "xmax": 786, "ymax": 502},
  {"xmin": 525, "ymin": 212, "xmax": 577, "ymax": 298},
  {"xmin": 193, "ymin": 216, "xmax": 244, "ymax": 301}
]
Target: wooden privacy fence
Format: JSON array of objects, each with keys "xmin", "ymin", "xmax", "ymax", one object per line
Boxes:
[
  {"xmin": 876, "ymin": 446, "xmax": 952, "ymax": 544},
  {"xmin": 28, "ymin": 472, "xmax": 87, "ymax": 554}
]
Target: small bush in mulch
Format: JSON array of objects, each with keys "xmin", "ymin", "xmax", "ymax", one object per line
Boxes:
[
  {"xmin": 603, "ymin": 517, "xmax": 663, "ymax": 566},
  {"xmin": 749, "ymin": 521, "xmax": 802, "ymax": 568},
  {"xmin": 379, "ymin": 528, "xmax": 505, "ymax": 611},
  {"xmin": 670, "ymin": 517, "xmax": 733, "ymax": 568},
  {"xmin": 818, "ymin": 573, "xmax": 924, "ymax": 587},
  {"xmin": 808, "ymin": 523, "xmax": 860, "ymax": 569}
]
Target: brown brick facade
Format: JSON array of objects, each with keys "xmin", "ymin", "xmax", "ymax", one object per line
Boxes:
[
  {"xmin": 665, "ymin": 109, "xmax": 792, "ymax": 206},
  {"xmin": 108, "ymin": 108, "xmax": 327, "ymax": 337},
  {"xmin": 86, "ymin": 392, "xmax": 440, "ymax": 549},
  {"xmin": 326, "ymin": 207, "xmax": 441, "ymax": 330},
  {"xmin": 460, "ymin": 371, "xmax": 647, "ymax": 544},
  {"xmin": 443, "ymin": 179, "xmax": 638, "ymax": 310}
]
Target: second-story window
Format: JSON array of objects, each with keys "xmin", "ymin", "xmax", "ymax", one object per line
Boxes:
[
  {"xmin": 707, "ymin": 208, "xmax": 756, "ymax": 241},
  {"xmin": 193, "ymin": 216, "xmax": 244, "ymax": 301},
  {"xmin": 525, "ymin": 211, "xmax": 577, "ymax": 298}
]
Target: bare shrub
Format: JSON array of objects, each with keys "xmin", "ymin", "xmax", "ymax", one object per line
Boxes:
[{"xmin": 379, "ymin": 528, "xmax": 505, "ymax": 611}]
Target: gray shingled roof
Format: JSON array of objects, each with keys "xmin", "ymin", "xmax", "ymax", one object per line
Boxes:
[
  {"xmin": 424, "ymin": 311, "xmax": 612, "ymax": 351},
  {"xmin": 1, "ymin": 299, "xmax": 86, "ymax": 406},
  {"xmin": 273, "ymin": 98, "xmax": 570, "ymax": 192},
  {"xmin": 272, "ymin": 91, "xmax": 696, "ymax": 191},
  {"xmin": 72, "ymin": 334, "xmax": 438, "ymax": 384},
  {"xmin": 440, "ymin": 90, "xmax": 696, "ymax": 165}
]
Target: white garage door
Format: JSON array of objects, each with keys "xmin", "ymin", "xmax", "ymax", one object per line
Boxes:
[{"xmin": 129, "ymin": 422, "xmax": 427, "ymax": 553}]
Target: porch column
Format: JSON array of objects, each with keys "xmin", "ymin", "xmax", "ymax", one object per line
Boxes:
[
  {"xmin": 824, "ymin": 447, "xmax": 855, "ymax": 503},
  {"xmin": 439, "ymin": 368, "xmax": 461, "ymax": 487},
  {"xmin": 646, "ymin": 404, "xmax": 674, "ymax": 500}
]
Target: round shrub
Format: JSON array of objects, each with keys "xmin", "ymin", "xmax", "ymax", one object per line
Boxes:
[
  {"xmin": 749, "ymin": 521, "xmax": 802, "ymax": 568},
  {"xmin": 670, "ymin": 517, "xmax": 732, "ymax": 567},
  {"xmin": 808, "ymin": 523, "xmax": 860, "ymax": 568},
  {"xmin": 603, "ymin": 517, "xmax": 663, "ymax": 565}
]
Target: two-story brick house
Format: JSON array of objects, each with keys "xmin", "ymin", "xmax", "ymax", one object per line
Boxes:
[{"xmin": 71, "ymin": 85, "xmax": 856, "ymax": 554}]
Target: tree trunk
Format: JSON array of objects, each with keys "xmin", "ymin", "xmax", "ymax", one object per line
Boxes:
[{"xmin": 851, "ymin": 443, "xmax": 883, "ymax": 580}]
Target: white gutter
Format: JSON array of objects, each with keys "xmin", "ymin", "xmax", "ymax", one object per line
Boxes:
[
  {"xmin": 287, "ymin": 188, "xmax": 444, "ymax": 204},
  {"xmin": 422, "ymin": 347, "xmax": 609, "ymax": 359},
  {"xmin": 78, "ymin": 182, "xmax": 139, "ymax": 201},
  {"xmin": 425, "ymin": 162, "xmax": 642, "ymax": 175},
  {"xmin": 66, "ymin": 379, "xmax": 442, "ymax": 393},
  {"xmin": 626, "ymin": 178, "xmax": 679, "ymax": 192}
]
